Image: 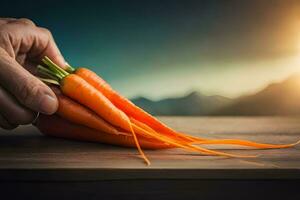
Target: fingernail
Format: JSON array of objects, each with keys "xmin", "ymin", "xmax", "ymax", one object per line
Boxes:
[
  {"xmin": 39, "ymin": 94, "xmax": 58, "ymax": 114},
  {"xmin": 31, "ymin": 112, "xmax": 40, "ymax": 125}
]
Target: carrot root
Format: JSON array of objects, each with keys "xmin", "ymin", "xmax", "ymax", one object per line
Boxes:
[
  {"xmin": 128, "ymin": 120, "xmax": 150, "ymax": 165},
  {"xmin": 132, "ymin": 123, "xmax": 256, "ymax": 158},
  {"xmin": 194, "ymin": 139, "xmax": 300, "ymax": 149}
]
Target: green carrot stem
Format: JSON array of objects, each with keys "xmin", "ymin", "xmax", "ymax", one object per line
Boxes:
[
  {"xmin": 37, "ymin": 65, "xmax": 62, "ymax": 80},
  {"xmin": 38, "ymin": 77, "xmax": 60, "ymax": 85},
  {"xmin": 43, "ymin": 56, "xmax": 69, "ymax": 76},
  {"xmin": 38, "ymin": 70, "xmax": 59, "ymax": 81},
  {"xmin": 65, "ymin": 64, "xmax": 75, "ymax": 73},
  {"xmin": 42, "ymin": 58, "xmax": 65, "ymax": 78}
]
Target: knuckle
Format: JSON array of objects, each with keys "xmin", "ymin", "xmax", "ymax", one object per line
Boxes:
[
  {"xmin": 18, "ymin": 83, "xmax": 30, "ymax": 104},
  {"xmin": 18, "ymin": 81, "xmax": 44, "ymax": 108},
  {"xmin": 39, "ymin": 27, "xmax": 51, "ymax": 36},
  {"xmin": 17, "ymin": 18, "xmax": 35, "ymax": 26}
]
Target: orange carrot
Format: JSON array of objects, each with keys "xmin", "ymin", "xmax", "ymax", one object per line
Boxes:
[
  {"xmin": 37, "ymin": 114, "xmax": 252, "ymax": 158},
  {"xmin": 72, "ymin": 67, "xmax": 202, "ymax": 143},
  {"xmin": 60, "ymin": 75, "xmax": 132, "ymax": 131},
  {"xmin": 39, "ymin": 59, "xmax": 252, "ymax": 158},
  {"xmin": 59, "ymin": 75, "xmax": 248, "ymax": 157},
  {"xmin": 51, "ymin": 86, "xmax": 129, "ymax": 136},
  {"xmin": 39, "ymin": 57, "xmax": 150, "ymax": 165},
  {"xmin": 37, "ymin": 57, "xmax": 299, "ymax": 164},
  {"xmin": 38, "ymin": 114, "xmax": 252, "ymax": 158},
  {"xmin": 71, "ymin": 68, "xmax": 299, "ymax": 149},
  {"xmin": 36, "ymin": 114, "xmax": 171, "ymax": 149},
  {"xmin": 53, "ymin": 85, "xmax": 161, "ymax": 139},
  {"xmin": 63, "ymin": 75, "xmax": 151, "ymax": 164}
]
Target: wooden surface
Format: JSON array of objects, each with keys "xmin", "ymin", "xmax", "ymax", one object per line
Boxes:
[
  {"xmin": 0, "ymin": 116, "xmax": 299, "ymax": 180},
  {"xmin": 0, "ymin": 116, "xmax": 300, "ymax": 200}
]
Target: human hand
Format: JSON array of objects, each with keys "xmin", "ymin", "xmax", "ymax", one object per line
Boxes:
[{"xmin": 0, "ymin": 18, "xmax": 65, "ymax": 129}]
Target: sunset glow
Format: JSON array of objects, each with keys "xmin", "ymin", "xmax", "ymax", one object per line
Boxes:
[{"xmin": 3, "ymin": 0, "xmax": 300, "ymax": 99}]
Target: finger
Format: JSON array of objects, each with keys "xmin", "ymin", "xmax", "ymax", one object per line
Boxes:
[
  {"xmin": 29, "ymin": 27, "xmax": 66, "ymax": 68},
  {"xmin": 0, "ymin": 54, "xmax": 58, "ymax": 114},
  {"xmin": 0, "ymin": 85, "xmax": 36, "ymax": 125},
  {"xmin": 0, "ymin": 22, "xmax": 65, "ymax": 69},
  {"xmin": 0, "ymin": 114, "xmax": 17, "ymax": 130}
]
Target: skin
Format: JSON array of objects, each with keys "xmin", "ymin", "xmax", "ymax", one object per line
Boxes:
[{"xmin": 0, "ymin": 17, "xmax": 65, "ymax": 129}]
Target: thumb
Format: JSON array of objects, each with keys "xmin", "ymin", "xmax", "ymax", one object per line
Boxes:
[{"xmin": 0, "ymin": 54, "xmax": 58, "ymax": 114}]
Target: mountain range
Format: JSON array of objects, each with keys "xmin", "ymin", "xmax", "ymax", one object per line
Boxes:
[{"xmin": 131, "ymin": 74, "xmax": 300, "ymax": 116}]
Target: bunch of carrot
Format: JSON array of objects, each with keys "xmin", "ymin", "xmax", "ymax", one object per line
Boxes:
[{"xmin": 36, "ymin": 57, "xmax": 299, "ymax": 165}]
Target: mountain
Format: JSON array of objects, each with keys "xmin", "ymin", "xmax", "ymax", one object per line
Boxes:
[
  {"xmin": 131, "ymin": 91, "xmax": 233, "ymax": 115},
  {"xmin": 131, "ymin": 74, "xmax": 300, "ymax": 116},
  {"xmin": 214, "ymin": 74, "xmax": 300, "ymax": 115}
]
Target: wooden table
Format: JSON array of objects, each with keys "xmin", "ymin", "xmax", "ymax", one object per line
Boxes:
[{"xmin": 0, "ymin": 117, "xmax": 299, "ymax": 200}]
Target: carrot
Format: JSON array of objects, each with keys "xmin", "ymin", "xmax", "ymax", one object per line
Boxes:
[
  {"xmin": 39, "ymin": 57, "xmax": 150, "ymax": 165},
  {"xmin": 68, "ymin": 68, "xmax": 300, "ymax": 149},
  {"xmin": 37, "ymin": 114, "xmax": 250, "ymax": 158},
  {"xmin": 37, "ymin": 114, "xmax": 252, "ymax": 158},
  {"xmin": 39, "ymin": 58, "xmax": 252, "ymax": 158},
  {"xmin": 56, "ymin": 75, "xmax": 249, "ymax": 157},
  {"xmin": 37, "ymin": 57, "xmax": 299, "ymax": 164},
  {"xmin": 59, "ymin": 76, "xmax": 153, "ymax": 134},
  {"xmin": 60, "ymin": 75, "xmax": 132, "ymax": 130},
  {"xmin": 36, "ymin": 114, "xmax": 171, "ymax": 149},
  {"xmin": 52, "ymin": 85, "xmax": 162, "ymax": 139},
  {"xmin": 70, "ymin": 67, "xmax": 201, "ymax": 143},
  {"xmin": 53, "ymin": 83, "xmax": 298, "ymax": 151},
  {"xmin": 51, "ymin": 86, "xmax": 130, "ymax": 136}
]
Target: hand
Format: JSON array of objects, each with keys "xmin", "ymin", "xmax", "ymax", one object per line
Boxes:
[{"xmin": 0, "ymin": 18, "xmax": 65, "ymax": 130}]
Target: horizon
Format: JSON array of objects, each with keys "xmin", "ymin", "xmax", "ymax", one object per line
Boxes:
[
  {"xmin": 131, "ymin": 72, "xmax": 300, "ymax": 101},
  {"xmin": 2, "ymin": 0, "xmax": 300, "ymax": 99}
]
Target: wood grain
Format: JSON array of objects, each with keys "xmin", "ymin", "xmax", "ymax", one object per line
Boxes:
[{"xmin": 0, "ymin": 117, "xmax": 299, "ymax": 181}]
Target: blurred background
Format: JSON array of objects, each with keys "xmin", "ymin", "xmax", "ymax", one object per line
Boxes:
[{"xmin": 2, "ymin": 0, "xmax": 300, "ymax": 116}]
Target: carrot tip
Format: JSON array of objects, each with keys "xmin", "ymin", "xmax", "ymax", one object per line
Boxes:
[
  {"xmin": 294, "ymin": 139, "xmax": 300, "ymax": 146},
  {"xmin": 128, "ymin": 121, "xmax": 150, "ymax": 166}
]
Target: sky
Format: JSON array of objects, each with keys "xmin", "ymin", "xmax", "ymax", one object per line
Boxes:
[{"xmin": 1, "ymin": 0, "xmax": 300, "ymax": 99}]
